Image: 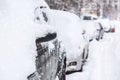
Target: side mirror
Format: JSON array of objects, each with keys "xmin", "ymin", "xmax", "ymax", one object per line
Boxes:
[{"xmin": 36, "ymin": 32, "xmax": 57, "ymax": 43}]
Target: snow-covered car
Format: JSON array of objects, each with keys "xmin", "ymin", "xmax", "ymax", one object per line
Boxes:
[
  {"xmin": 80, "ymin": 17, "xmax": 116, "ymax": 42},
  {"xmin": 0, "ymin": 0, "xmax": 67, "ymax": 80},
  {"xmin": 80, "ymin": 14, "xmax": 106, "ymax": 41},
  {"xmin": 91, "ymin": 19, "xmax": 116, "ymax": 41},
  {"xmin": 79, "ymin": 20, "xmax": 102, "ymax": 41},
  {"xmin": 34, "ymin": 5, "xmax": 90, "ymax": 73},
  {"xmin": 46, "ymin": 9, "xmax": 89, "ymax": 73},
  {"xmin": 97, "ymin": 19, "xmax": 116, "ymax": 33},
  {"xmin": 27, "ymin": 6, "xmax": 66, "ymax": 80},
  {"xmin": 28, "ymin": 31, "xmax": 66, "ymax": 80}
]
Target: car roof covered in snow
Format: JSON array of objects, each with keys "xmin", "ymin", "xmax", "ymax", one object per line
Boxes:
[{"xmin": 47, "ymin": 9, "xmax": 88, "ymax": 59}]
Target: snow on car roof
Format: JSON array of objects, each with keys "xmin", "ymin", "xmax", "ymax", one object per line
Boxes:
[{"xmin": 47, "ymin": 9, "xmax": 88, "ymax": 58}]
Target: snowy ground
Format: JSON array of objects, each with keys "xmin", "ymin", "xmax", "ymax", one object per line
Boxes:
[
  {"xmin": 1, "ymin": 0, "xmax": 120, "ymax": 80},
  {"xmin": 66, "ymin": 21, "xmax": 120, "ymax": 80}
]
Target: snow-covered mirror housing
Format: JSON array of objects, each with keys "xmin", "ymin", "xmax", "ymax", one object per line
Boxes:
[
  {"xmin": 34, "ymin": 6, "xmax": 50, "ymax": 24},
  {"xmin": 34, "ymin": 0, "xmax": 50, "ymax": 9}
]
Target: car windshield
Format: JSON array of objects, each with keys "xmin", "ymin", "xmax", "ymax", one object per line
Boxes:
[{"xmin": 83, "ymin": 16, "xmax": 91, "ymax": 20}]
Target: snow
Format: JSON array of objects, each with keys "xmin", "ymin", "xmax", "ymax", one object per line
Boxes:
[
  {"xmin": 47, "ymin": 10, "xmax": 88, "ymax": 59},
  {"xmin": 43, "ymin": 9, "xmax": 120, "ymax": 79},
  {"xmin": 67, "ymin": 21, "xmax": 120, "ymax": 80},
  {"xmin": 0, "ymin": 0, "xmax": 52, "ymax": 80},
  {"xmin": 1, "ymin": 0, "xmax": 120, "ymax": 80},
  {"xmin": 80, "ymin": 20, "xmax": 100, "ymax": 41}
]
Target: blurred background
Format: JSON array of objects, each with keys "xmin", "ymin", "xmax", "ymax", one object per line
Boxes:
[{"xmin": 45, "ymin": 0, "xmax": 120, "ymax": 20}]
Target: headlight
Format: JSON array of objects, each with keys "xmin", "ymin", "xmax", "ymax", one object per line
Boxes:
[{"xmin": 68, "ymin": 61, "xmax": 77, "ymax": 66}]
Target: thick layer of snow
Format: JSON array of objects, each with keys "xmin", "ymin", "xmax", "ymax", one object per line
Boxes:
[
  {"xmin": 0, "ymin": 0, "xmax": 52, "ymax": 80},
  {"xmin": 67, "ymin": 21, "xmax": 120, "ymax": 80},
  {"xmin": 80, "ymin": 20, "xmax": 100, "ymax": 41},
  {"xmin": 48, "ymin": 10, "xmax": 88, "ymax": 60},
  {"xmin": 1, "ymin": 0, "xmax": 120, "ymax": 80},
  {"xmin": 95, "ymin": 19, "xmax": 118, "ymax": 32}
]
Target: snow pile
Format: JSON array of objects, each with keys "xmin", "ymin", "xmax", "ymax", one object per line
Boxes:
[
  {"xmin": 0, "ymin": 0, "xmax": 52, "ymax": 80},
  {"xmin": 88, "ymin": 25, "xmax": 120, "ymax": 80},
  {"xmin": 1, "ymin": 0, "xmax": 120, "ymax": 80},
  {"xmin": 67, "ymin": 20, "xmax": 120, "ymax": 80}
]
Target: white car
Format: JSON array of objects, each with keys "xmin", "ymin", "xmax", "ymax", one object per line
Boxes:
[
  {"xmin": 96, "ymin": 19, "xmax": 116, "ymax": 33},
  {"xmin": 45, "ymin": 9, "xmax": 89, "ymax": 73}
]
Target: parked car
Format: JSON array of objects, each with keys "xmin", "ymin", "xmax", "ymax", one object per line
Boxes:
[
  {"xmin": 97, "ymin": 19, "xmax": 116, "ymax": 33},
  {"xmin": 28, "ymin": 31, "xmax": 66, "ymax": 80},
  {"xmin": 94, "ymin": 19, "xmax": 116, "ymax": 41},
  {"xmin": 34, "ymin": 6, "xmax": 89, "ymax": 74},
  {"xmin": 80, "ymin": 14, "xmax": 106, "ymax": 41},
  {"xmin": 28, "ymin": 6, "xmax": 66, "ymax": 80},
  {"xmin": 47, "ymin": 9, "xmax": 89, "ymax": 73}
]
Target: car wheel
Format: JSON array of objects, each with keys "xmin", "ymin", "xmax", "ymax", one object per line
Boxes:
[
  {"xmin": 79, "ymin": 62, "xmax": 84, "ymax": 72},
  {"xmin": 85, "ymin": 48, "xmax": 89, "ymax": 59},
  {"xmin": 80, "ymin": 48, "xmax": 89, "ymax": 72},
  {"xmin": 58, "ymin": 57, "xmax": 66, "ymax": 80}
]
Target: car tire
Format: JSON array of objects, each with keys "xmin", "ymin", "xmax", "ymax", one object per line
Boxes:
[
  {"xmin": 79, "ymin": 63, "xmax": 84, "ymax": 72},
  {"xmin": 85, "ymin": 48, "xmax": 89, "ymax": 59},
  {"xmin": 58, "ymin": 57, "xmax": 66, "ymax": 80},
  {"xmin": 80, "ymin": 48, "xmax": 89, "ymax": 72}
]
